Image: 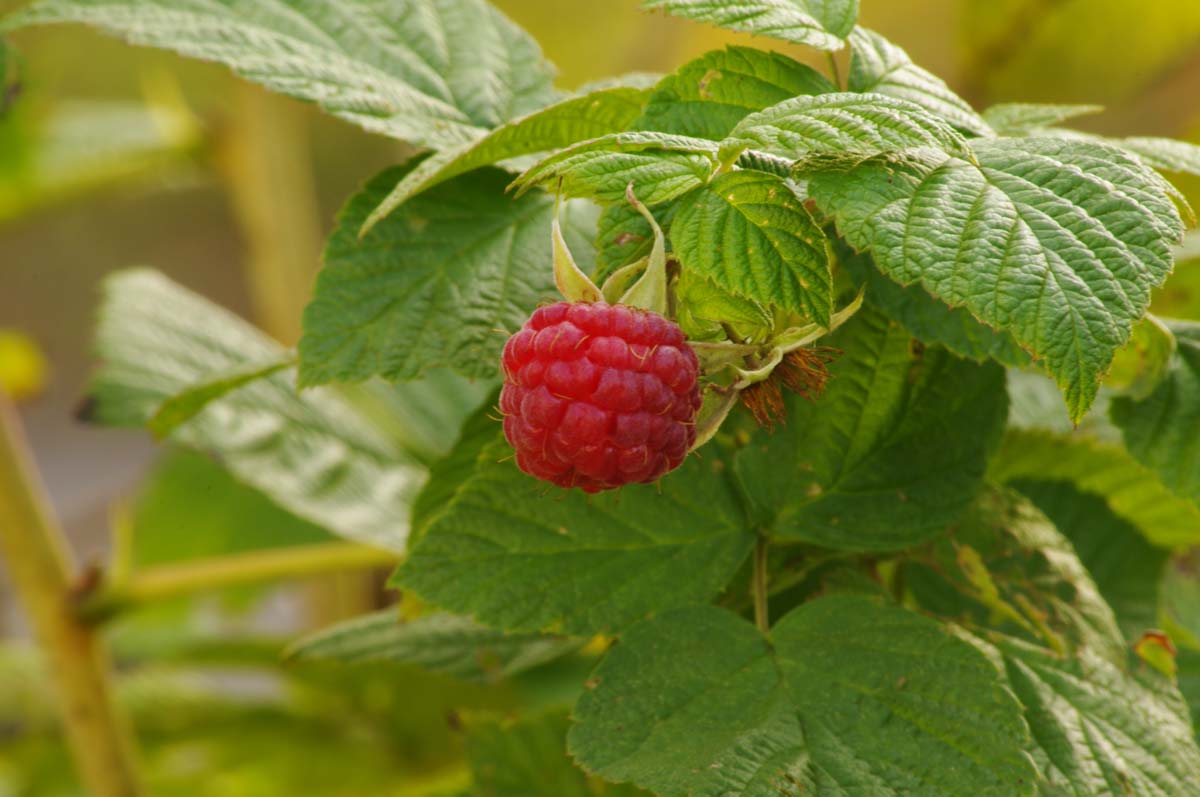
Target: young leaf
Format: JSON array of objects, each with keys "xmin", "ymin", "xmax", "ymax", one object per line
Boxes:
[
  {"xmin": 299, "ymin": 167, "xmax": 596, "ymax": 386},
  {"xmin": 360, "ymin": 86, "xmax": 650, "ymax": 234},
  {"xmin": 512, "ymin": 131, "xmax": 718, "ymax": 205},
  {"xmin": 642, "ymin": 0, "xmax": 859, "ymax": 51},
  {"xmin": 990, "ymin": 429, "xmax": 1200, "ymax": 548},
  {"xmin": 848, "ymin": 27, "xmax": 991, "ymax": 136},
  {"xmin": 86, "ymin": 270, "xmax": 428, "ymax": 551},
  {"xmin": 569, "ymin": 596, "xmax": 1035, "ymax": 797},
  {"xmin": 810, "ymin": 138, "xmax": 1185, "ymax": 422},
  {"xmin": 1, "ymin": 0, "xmax": 558, "ymax": 149},
  {"xmin": 285, "ymin": 610, "xmax": 577, "ymax": 683},
  {"xmin": 981, "ymin": 103, "xmax": 1103, "ymax": 136},
  {"xmin": 719, "ymin": 92, "xmax": 969, "ymax": 165},
  {"xmin": 671, "ymin": 170, "xmax": 832, "ymax": 324},
  {"xmin": 842, "ymin": 248, "xmax": 1031, "ymax": 366},
  {"xmin": 1010, "ymin": 479, "xmax": 1168, "ymax": 642},
  {"xmin": 1111, "ymin": 320, "xmax": 1200, "ymax": 504},
  {"xmin": 734, "ymin": 307, "xmax": 1008, "ymax": 551},
  {"xmin": 634, "ymin": 46, "xmax": 834, "ymax": 140},
  {"xmin": 395, "ymin": 433, "xmax": 754, "ymax": 636}
]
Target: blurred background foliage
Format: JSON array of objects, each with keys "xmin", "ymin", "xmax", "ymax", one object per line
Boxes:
[{"xmin": 2, "ymin": 0, "xmax": 1200, "ymax": 794}]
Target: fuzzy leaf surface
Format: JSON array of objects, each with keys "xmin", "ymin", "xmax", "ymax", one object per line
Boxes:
[
  {"xmin": 299, "ymin": 167, "xmax": 596, "ymax": 385},
  {"xmin": 980, "ymin": 103, "xmax": 1102, "ymax": 136},
  {"xmin": 635, "ymin": 46, "xmax": 833, "ymax": 140},
  {"xmin": 87, "ymin": 270, "xmax": 430, "ymax": 551},
  {"xmin": 286, "ymin": 610, "xmax": 577, "ymax": 683},
  {"xmin": 362, "ymin": 86, "xmax": 650, "ymax": 232},
  {"xmin": 734, "ymin": 307, "xmax": 1008, "ymax": 550},
  {"xmin": 2, "ymin": 0, "xmax": 557, "ymax": 149},
  {"xmin": 395, "ymin": 433, "xmax": 754, "ymax": 635},
  {"xmin": 848, "ymin": 27, "xmax": 990, "ymax": 136},
  {"xmin": 641, "ymin": 0, "xmax": 858, "ymax": 50},
  {"xmin": 672, "ymin": 170, "xmax": 831, "ymax": 323},
  {"xmin": 512, "ymin": 131, "xmax": 718, "ymax": 205},
  {"xmin": 810, "ymin": 138, "xmax": 1184, "ymax": 421},
  {"xmin": 1111, "ymin": 320, "xmax": 1200, "ymax": 504},
  {"xmin": 720, "ymin": 92, "xmax": 968, "ymax": 164},
  {"xmin": 569, "ymin": 596, "xmax": 1035, "ymax": 797}
]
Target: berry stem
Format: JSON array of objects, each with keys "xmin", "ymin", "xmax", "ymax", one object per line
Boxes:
[{"xmin": 753, "ymin": 535, "xmax": 770, "ymax": 633}]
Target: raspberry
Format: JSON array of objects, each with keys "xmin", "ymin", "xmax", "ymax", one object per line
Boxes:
[{"xmin": 500, "ymin": 301, "xmax": 702, "ymax": 493}]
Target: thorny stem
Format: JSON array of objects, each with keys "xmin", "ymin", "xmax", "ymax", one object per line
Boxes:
[
  {"xmin": 0, "ymin": 392, "xmax": 142, "ymax": 797},
  {"xmin": 753, "ymin": 535, "xmax": 770, "ymax": 633},
  {"xmin": 76, "ymin": 542, "xmax": 398, "ymax": 623}
]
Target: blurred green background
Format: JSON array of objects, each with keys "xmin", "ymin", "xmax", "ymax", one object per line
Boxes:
[{"xmin": 1, "ymin": 1, "xmax": 1200, "ymax": 794}]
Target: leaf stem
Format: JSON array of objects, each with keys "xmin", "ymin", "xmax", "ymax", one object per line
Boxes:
[
  {"xmin": 753, "ymin": 535, "xmax": 770, "ymax": 633},
  {"xmin": 0, "ymin": 393, "xmax": 142, "ymax": 797},
  {"xmin": 826, "ymin": 51, "xmax": 842, "ymax": 90},
  {"xmin": 77, "ymin": 542, "xmax": 398, "ymax": 623}
]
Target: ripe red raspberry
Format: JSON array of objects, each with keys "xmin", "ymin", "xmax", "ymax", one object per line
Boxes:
[{"xmin": 500, "ymin": 302, "xmax": 702, "ymax": 493}]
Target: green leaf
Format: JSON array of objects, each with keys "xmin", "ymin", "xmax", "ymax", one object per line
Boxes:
[
  {"xmin": 410, "ymin": 400, "xmax": 499, "ymax": 547},
  {"xmin": 842, "ymin": 247, "xmax": 1031, "ymax": 366},
  {"xmin": 848, "ymin": 27, "xmax": 991, "ymax": 136},
  {"xmin": 1009, "ymin": 479, "xmax": 1168, "ymax": 643},
  {"xmin": 642, "ymin": 0, "xmax": 857, "ymax": 49},
  {"xmin": 720, "ymin": 92, "xmax": 968, "ymax": 164},
  {"xmin": 147, "ymin": 357, "xmax": 294, "ymax": 439},
  {"xmin": 1111, "ymin": 320, "xmax": 1200, "ymax": 504},
  {"xmin": 810, "ymin": 138, "xmax": 1184, "ymax": 422},
  {"xmin": 466, "ymin": 711, "xmax": 648, "ymax": 797},
  {"xmin": 1179, "ymin": 649, "xmax": 1200, "ymax": 736},
  {"xmin": 285, "ymin": 610, "xmax": 577, "ymax": 683},
  {"xmin": 735, "ymin": 307, "xmax": 1007, "ymax": 551},
  {"xmin": 987, "ymin": 634, "xmax": 1200, "ymax": 796},
  {"xmin": 1164, "ymin": 550, "xmax": 1200, "ymax": 649},
  {"xmin": 676, "ymin": 268, "xmax": 774, "ymax": 342},
  {"xmin": 980, "ymin": 103, "xmax": 1103, "ymax": 136},
  {"xmin": 299, "ymin": 167, "xmax": 594, "ymax": 386},
  {"xmin": 1120, "ymin": 136, "xmax": 1200, "ymax": 177},
  {"xmin": 593, "ymin": 200, "xmax": 677, "ymax": 281},
  {"xmin": 86, "ymin": 269, "xmax": 427, "ymax": 551},
  {"xmin": 671, "ymin": 170, "xmax": 832, "ymax": 323},
  {"xmin": 360, "ymin": 86, "xmax": 650, "ymax": 234},
  {"xmin": 395, "ymin": 433, "xmax": 754, "ymax": 635},
  {"xmin": 990, "ymin": 429, "xmax": 1200, "ymax": 548},
  {"xmin": 512, "ymin": 131, "xmax": 718, "ymax": 205},
  {"xmin": 2, "ymin": 0, "xmax": 558, "ymax": 149},
  {"xmin": 569, "ymin": 595, "xmax": 1035, "ymax": 797},
  {"xmin": 634, "ymin": 46, "xmax": 834, "ymax": 140}
]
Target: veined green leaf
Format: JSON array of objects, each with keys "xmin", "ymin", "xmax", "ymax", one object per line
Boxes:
[
  {"xmin": 720, "ymin": 92, "xmax": 969, "ymax": 164},
  {"xmin": 569, "ymin": 596, "xmax": 1035, "ymax": 797},
  {"xmin": 1164, "ymin": 550, "xmax": 1200, "ymax": 649},
  {"xmin": 635, "ymin": 46, "xmax": 834, "ymax": 140},
  {"xmin": 842, "ymin": 248, "xmax": 1031, "ymax": 366},
  {"xmin": 1120, "ymin": 136, "xmax": 1200, "ymax": 177},
  {"xmin": 360, "ymin": 86, "xmax": 650, "ymax": 234},
  {"xmin": 849, "ymin": 27, "xmax": 991, "ymax": 136},
  {"xmin": 671, "ymin": 170, "xmax": 832, "ymax": 324},
  {"xmin": 147, "ymin": 356, "xmax": 294, "ymax": 439},
  {"xmin": 1, "ymin": 0, "xmax": 557, "ymax": 149},
  {"xmin": 593, "ymin": 200, "xmax": 677, "ymax": 281},
  {"xmin": 1010, "ymin": 479, "xmax": 1168, "ymax": 642},
  {"xmin": 512, "ymin": 131, "xmax": 718, "ymax": 205},
  {"xmin": 734, "ymin": 307, "xmax": 1008, "ymax": 551},
  {"xmin": 395, "ymin": 433, "xmax": 754, "ymax": 635},
  {"xmin": 86, "ymin": 269, "xmax": 428, "ymax": 551},
  {"xmin": 299, "ymin": 167, "xmax": 597, "ymax": 386},
  {"xmin": 1111, "ymin": 320, "xmax": 1200, "ymax": 504},
  {"xmin": 981, "ymin": 103, "xmax": 1103, "ymax": 136},
  {"xmin": 990, "ymin": 429, "xmax": 1200, "ymax": 548},
  {"xmin": 810, "ymin": 138, "xmax": 1184, "ymax": 422},
  {"xmin": 285, "ymin": 610, "xmax": 577, "ymax": 683},
  {"xmin": 641, "ymin": 0, "xmax": 858, "ymax": 50}
]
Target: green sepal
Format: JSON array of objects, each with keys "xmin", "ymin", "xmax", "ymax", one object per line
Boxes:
[
  {"xmin": 553, "ymin": 195, "xmax": 602, "ymax": 304},
  {"xmin": 615, "ymin": 185, "xmax": 669, "ymax": 316}
]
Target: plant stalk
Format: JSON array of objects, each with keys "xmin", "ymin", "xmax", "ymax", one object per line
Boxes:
[
  {"xmin": 826, "ymin": 51, "xmax": 842, "ymax": 90},
  {"xmin": 753, "ymin": 535, "xmax": 770, "ymax": 633},
  {"xmin": 77, "ymin": 541, "xmax": 398, "ymax": 622},
  {"xmin": 0, "ymin": 393, "xmax": 142, "ymax": 797}
]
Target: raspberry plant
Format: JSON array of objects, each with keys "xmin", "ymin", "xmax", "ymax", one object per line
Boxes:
[{"xmin": 6, "ymin": 1, "xmax": 1200, "ymax": 795}]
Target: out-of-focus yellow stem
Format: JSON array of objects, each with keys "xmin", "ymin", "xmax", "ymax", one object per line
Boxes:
[{"xmin": 0, "ymin": 392, "xmax": 142, "ymax": 797}]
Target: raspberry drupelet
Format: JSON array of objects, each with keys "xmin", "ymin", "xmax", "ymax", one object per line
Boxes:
[{"xmin": 500, "ymin": 301, "xmax": 702, "ymax": 493}]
